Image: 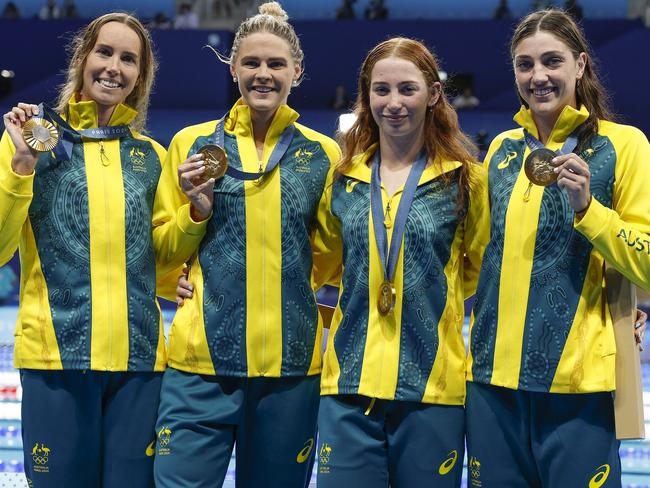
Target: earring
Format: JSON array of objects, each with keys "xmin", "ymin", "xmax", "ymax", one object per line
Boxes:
[
  {"xmin": 233, "ymin": 77, "xmax": 238, "ymax": 83},
  {"xmin": 292, "ymin": 80, "xmax": 298, "ymax": 87}
]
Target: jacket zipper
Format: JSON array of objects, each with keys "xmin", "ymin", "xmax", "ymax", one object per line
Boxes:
[{"xmin": 101, "ymin": 140, "xmax": 113, "ymax": 369}]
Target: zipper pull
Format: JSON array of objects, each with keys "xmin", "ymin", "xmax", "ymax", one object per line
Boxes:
[
  {"xmin": 364, "ymin": 398, "xmax": 377, "ymax": 416},
  {"xmin": 99, "ymin": 140, "xmax": 109, "ymax": 166},
  {"xmin": 253, "ymin": 161, "xmax": 264, "ymax": 186},
  {"xmin": 523, "ymin": 182, "xmax": 532, "ymax": 202},
  {"xmin": 383, "ymin": 201, "xmax": 392, "ymax": 229}
]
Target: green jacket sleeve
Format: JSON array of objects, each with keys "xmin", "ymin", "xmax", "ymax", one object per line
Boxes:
[{"xmin": 311, "ymin": 167, "xmax": 343, "ymax": 290}]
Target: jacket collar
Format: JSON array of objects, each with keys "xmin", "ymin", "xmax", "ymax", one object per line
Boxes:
[
  {"xmin": 66, "ymin": 94, "xmax": 138, "ymax": 130},
  {"xmin": 513, "ymin": 104, "xmax": 589, "ymax": 146},
  {"xmin": 224, "ymin": 98, "xmax": 299, "ymax": 141},
  {"xmin": 340, "ymin": 143, "xmax": 462, "ymax": 186}
]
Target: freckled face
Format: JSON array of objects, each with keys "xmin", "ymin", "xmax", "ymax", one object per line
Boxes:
[{"xmin": 369, "ymin": 56, "xmax": 439, "ymax": 142}]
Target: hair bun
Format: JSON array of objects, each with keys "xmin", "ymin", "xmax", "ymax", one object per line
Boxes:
[{"xmin": 259, "ymin": 1, "xmax": 289, "ymax": 21}]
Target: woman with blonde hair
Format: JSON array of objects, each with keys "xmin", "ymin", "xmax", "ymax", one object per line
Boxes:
[
  {"xmin": 0, "ymin": 12, "xmax": 166, "ymax": 488},
  {"xmin": 152, "ymin": 2, "xmax": 339, "ymax": 486},
  {"xmin": 312, "ymin": 37, "xmax": 488, "ymax": 487}
]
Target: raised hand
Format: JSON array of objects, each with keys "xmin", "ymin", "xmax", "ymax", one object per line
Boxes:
[
  {"xmin": 178, "ymin": 153, "xmax": 215, "ymax": 221},
  {"xmin": 2, "ymin": 102, "xmax": 40, "ymax": 175},
  {"xmin": 553, "ymin": 152, "xmax": 592, "ymax": 217}
]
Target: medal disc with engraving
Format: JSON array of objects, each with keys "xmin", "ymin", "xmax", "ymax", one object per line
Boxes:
[
  {"xmin": 197, "ymin": 144, "xmax": 228, "ymax": 181},
  {"xmin": 22, "ymin": 118, "xmax": 59, "ymax": 152},
  {"xmin": 377, "ymin": 281, "xmax": 396, "ymax": 316},
  {"xmin": 524, "ymin": 148, "xmax": 557, "ymax": 187}
]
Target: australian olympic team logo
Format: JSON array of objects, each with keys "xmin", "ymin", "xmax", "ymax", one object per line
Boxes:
[
  {"xmin": 438, "ymin": 450, "xmax": 458, "ymax": 475},
  {"xmin": 589, "ymin": 464, "xmax": 610, "ymax": 488},
  {"xmin": 318, "ymin": 442, "xmax": 333, "ymax": 474},
  {"xmin": 469, "ymin": 456, "xmax": 482, "ymax": 486},
  {"xmin": 157, "ymin": 426, "xmax": 173, "ymax": 456},
  {"xmin": 294, "ymin": 146, "xmax": 318, "ymax": 173},
  {"xmin": 31, "ymin": 443, "xmax": 51, "ymax": 473},
  {"xmin": 296, "ymin": 438, "xmax": 315, "ymax": 464},
  {"xmin": 129, "ymin": 147, "xmax": 147, "ymax": 173}
]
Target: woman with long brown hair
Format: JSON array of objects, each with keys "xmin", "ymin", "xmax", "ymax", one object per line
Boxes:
[
  {"xmin": 312, "ymin": 37, "xmax": 488, "ymax": 487},
  {"xmin": 466, "ymin": 9, "xmax": 650, "ymax": 487}
]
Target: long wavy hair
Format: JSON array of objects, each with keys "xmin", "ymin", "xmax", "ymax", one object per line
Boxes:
[
  {"xmin": 511, "ymin": 9, "xmax": 614, "ymax": 151},
  {"xmin": 337, "ymin": 37, "xmax": 478, "ymax": 212},
  {"xmin": 55, "ymin": 12, "xmax": 157, "ymax": 132}
]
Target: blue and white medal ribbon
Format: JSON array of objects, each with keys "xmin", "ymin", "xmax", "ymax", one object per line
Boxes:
[{"xmin": 30, "ymin": 103, "xmax": 131, "ymax": 162}]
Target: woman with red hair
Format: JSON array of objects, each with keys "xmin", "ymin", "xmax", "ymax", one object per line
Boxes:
[{"xmin": 312, "ymin": 37, "xmax": 488, "ymax": 487}]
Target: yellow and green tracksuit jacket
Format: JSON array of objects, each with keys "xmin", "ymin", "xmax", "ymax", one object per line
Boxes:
[
  {"xmin": 312, "ymin": 145, "xmax": 488, "ymax": 405},
  {"xmin": 467, "ymin": 104, "xmax": 650, "ymax": 393},
  {"xmin": 0, "ymin": 97, "xmax": 168, "ymax": 372},
  {"xmin": 152, "ymin": 100, "xmax": 341, "ymax": 377}
]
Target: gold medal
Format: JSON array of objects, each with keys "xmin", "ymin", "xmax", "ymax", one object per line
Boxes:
[
  {"xmin": 524, "ymin": 148, "xmax": 557, "ymax": 186},
  {"xmin": 377, "ymin": 281, "xmax": 396, "ymax": 316},
  {"xmin": 22, "ymin": 118, "xmax": 59, "ymax": 152},
  {"xmin": 197, "ymin": 144, "xmax": 228, "ymax": 182}
]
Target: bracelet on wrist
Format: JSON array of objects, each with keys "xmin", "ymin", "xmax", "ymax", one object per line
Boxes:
[{"xmin": 576, "ymin": 194, "xmax": 593, "ymax": 219}]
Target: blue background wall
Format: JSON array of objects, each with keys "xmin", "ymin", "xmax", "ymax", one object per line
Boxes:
[
  {"xmin": 1, "ymin": 17, "xmax": 648, "ymax": 145},
  {"xmin": 6, "ymin": 0, "xmax": 629, "ymax": 20},
  {"xmin": 0, "ymin": 14, "xmax": 648, "ymax": 305}
]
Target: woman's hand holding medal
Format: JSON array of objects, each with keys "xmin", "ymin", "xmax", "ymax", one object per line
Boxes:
[
  {"xmin": 552, "ymin": 152, "xmax": 592, "ymax": 217},
  {"xmin": 178, "ymin": 153, "xmax": 215, "ymax": 222},
  {"xmin": 3, "ymin": 102, "xmax": 40, "ymax": 175}
]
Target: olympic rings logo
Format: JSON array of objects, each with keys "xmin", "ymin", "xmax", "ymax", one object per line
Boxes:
[{"xmin": 32, "ymin": 455, "xmax": 48, "ymax": 465}]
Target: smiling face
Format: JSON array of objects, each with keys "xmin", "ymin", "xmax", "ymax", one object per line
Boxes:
[
  {"xmin": 79, "ymin": 21, "xmax": 141, "ymax": 111},
  {"xmin": 513, "ymin": 29, "xmax": 586, "ymax": 127},
  {"xmin": 369, "ymin": 56, "xmax": 439, "ymax": 145},
  {"xmin": 230, "ymin": 32, "xmax": 302, "ymax": 119}
]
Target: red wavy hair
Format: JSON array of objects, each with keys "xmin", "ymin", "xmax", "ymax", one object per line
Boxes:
[{"xmin": 336, "ymin": 37, "xmax": 478, "ymax": 211}]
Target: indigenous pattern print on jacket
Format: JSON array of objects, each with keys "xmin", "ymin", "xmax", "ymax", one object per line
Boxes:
[{"xmin": 468, "ymin": 104, "xmax": 650, "ymax": 394}]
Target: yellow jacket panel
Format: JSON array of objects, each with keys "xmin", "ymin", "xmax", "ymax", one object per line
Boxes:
[
  {"xmin": 0, "ymin": 97, "xmax": 168, "ymax": 371},
  {"xmin": 467, "ymin": 105, "xmax": 650, "ymax": 393},
  {"xmin": 313, "ymin": 145, "xmax": 488, "ymax": 405}
]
